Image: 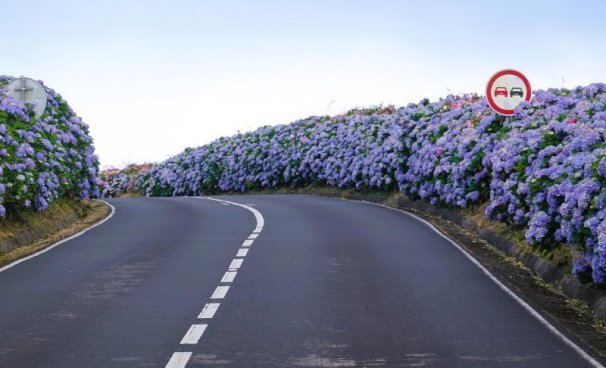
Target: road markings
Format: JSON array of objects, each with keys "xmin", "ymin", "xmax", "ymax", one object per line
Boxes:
[
  {"xmin": 221, "ymin": 271, "xmax": 238, "ymax": 283},
  {"xmin": 0, "ymin": 200, "xmax": 116, "ymax": 274},
  {"xmin": 229, "ymin": 259, "xmax": 243, "ymax": 269},
  {"xmin": 198, "ymin": 303, "xmax": 220, "ymax": 319},
  {"xmin": 344, "ymin": 198, "xmax": 605, "ymax": 368},
  {"xmin": 211, "ymin": 286, "xmax": 230, "ymax": 299},
  {"xmin": 166, "ymin": 197, "xmax": 265, "ymax": 368},
  {"xmin": 180, "ymin": 324, "xmax": 208, "ymax": 344},
  {"xmin": 166, "ymin": 352, "xmax": 192, "ymax": 368}
]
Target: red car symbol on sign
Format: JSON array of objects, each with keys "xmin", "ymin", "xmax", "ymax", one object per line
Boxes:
[{"xmin": 494, "ymin": 87, "xmax": 508, "ymax": 97}]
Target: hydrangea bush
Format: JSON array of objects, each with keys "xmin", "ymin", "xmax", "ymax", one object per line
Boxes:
[
  {"xmin": 0, "ymin": 76, "xmax": 100, "ymax": 217},
  {"xmin": 107, "ymin": 83, "xmax": 606, "ymax": 283},
  {"xmin": 100, "ymin": 163, "xmax": 153, "ymax": 198},
  {"xmin": 486, "ymin": 85, "xmax": 606, "ymax": 282}
]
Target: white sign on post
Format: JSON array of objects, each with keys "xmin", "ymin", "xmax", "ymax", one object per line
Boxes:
[{"xmin": 6, "ymin": 77, "xmax": 48, "ymax": 118}]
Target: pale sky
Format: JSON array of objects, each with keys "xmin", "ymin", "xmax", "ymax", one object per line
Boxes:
[{"xmin": 3, "ymin": 0, "xmax": 606, "ymax": 167}]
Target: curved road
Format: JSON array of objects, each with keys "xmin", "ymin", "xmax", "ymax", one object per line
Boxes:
[{"xmin": 0, "ymin": 195, "xmax": 601, "ymax": 367}]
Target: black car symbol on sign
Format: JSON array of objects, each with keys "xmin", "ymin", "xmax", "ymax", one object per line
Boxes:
[{"xmin": 510, "ymin": 87, "xmax": 524, "ymax": 97}]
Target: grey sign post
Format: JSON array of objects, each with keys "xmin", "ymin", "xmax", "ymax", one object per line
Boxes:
[{"xmin": 6, "ymin": 77, "xmax": 48, "ymax": 118}]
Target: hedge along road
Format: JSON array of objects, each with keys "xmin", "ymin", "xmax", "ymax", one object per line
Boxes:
[{"xmin": 0, "ymin": 195, "xmax": 602, "ymax": 368}]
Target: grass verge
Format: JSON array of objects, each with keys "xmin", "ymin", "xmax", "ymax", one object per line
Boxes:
[{"xmin": 0, "ymin": 200, "xmax": 111, "ymax": 266}]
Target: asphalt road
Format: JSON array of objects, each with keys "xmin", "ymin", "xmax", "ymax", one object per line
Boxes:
[{"xmin": 0, "ymin": 195, "xmax": 602, "ymax": 367}]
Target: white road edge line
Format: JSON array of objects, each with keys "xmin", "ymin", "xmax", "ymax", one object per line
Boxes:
[
  {"xmin": 242, "ymin": 239, "xmax": 254, "ymax": 247},
  {"xmin": 165, "ymin": 352, "xmax": 192, "ymax": 368},
  {"xmin": 248, "ymin": 233, "xmax": 259, "ymax": 239},
  {"xmin": 0, "ymin": 200, "xmax": 116, "ymax": 273},
  {"xmin": 342, "ymin": 198, "xmax": 604, "ymax": 368},
  {"xmin": 198, "ymin": 303, "xmax": 220, "ymax": 319},
  {"xmin": 180, "ymin": 324, "xmax": 208, "ymax": 344},
  {"xmin": 236, "ymin": 249, "xmax": 249, "ymax": 257}
]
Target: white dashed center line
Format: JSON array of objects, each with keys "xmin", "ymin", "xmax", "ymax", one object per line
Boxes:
[
  {"xmin": 180, "ymin": 324, "xmax": 208, "ymax": 344},
  {"xmin": 198, "ymin": 303, "xmax": 220, "ymax": 319},
  {"xmin": 211, "ymin": 285, "xmax": 230, "ymax": 299},
  {"xmin": 221, "ymin": 271, "xmax": 238, "ymax": 283},
  {"xmin": 165, "ymin": 197, "xmax": 264, "ymax": 368},
  {"xmin": 166, "ymin": 352, "xmax": 192, "ymax": 368},
  {"xmin": 229, "ymin": 258, "xmax": 244, "ymax": 269}
]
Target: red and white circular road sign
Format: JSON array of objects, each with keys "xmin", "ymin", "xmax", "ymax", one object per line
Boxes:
[{"xmin": 486, "ymin": 69, "xmax": 532, "ymax": 116}]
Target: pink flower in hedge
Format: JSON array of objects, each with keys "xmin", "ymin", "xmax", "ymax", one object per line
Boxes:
[
  {"xmin": 437, "ymin": 146, "xmax": 445, "ymax": 155},
  {"xmin": 569, "ymin": 118, "xmax": 577, "ymax": 124},
  {"xmin": 466, "ymin": 120, "xmax": 474, "ymax": 128}
]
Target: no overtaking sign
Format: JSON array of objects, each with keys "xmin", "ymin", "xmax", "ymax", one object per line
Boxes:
[{"xmin": 486, "ymin": 69, "xmax": 532, "ymax": 116}]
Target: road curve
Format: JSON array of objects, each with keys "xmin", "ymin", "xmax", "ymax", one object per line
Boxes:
[{"xmin": 0, "ymin": 195, "xmax": 601, "ymax": 367}]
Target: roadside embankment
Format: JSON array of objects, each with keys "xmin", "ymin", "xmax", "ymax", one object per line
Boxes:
[{"xmin": 0, "ymin": 199, "xmax": 111, "ymax": 266}]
